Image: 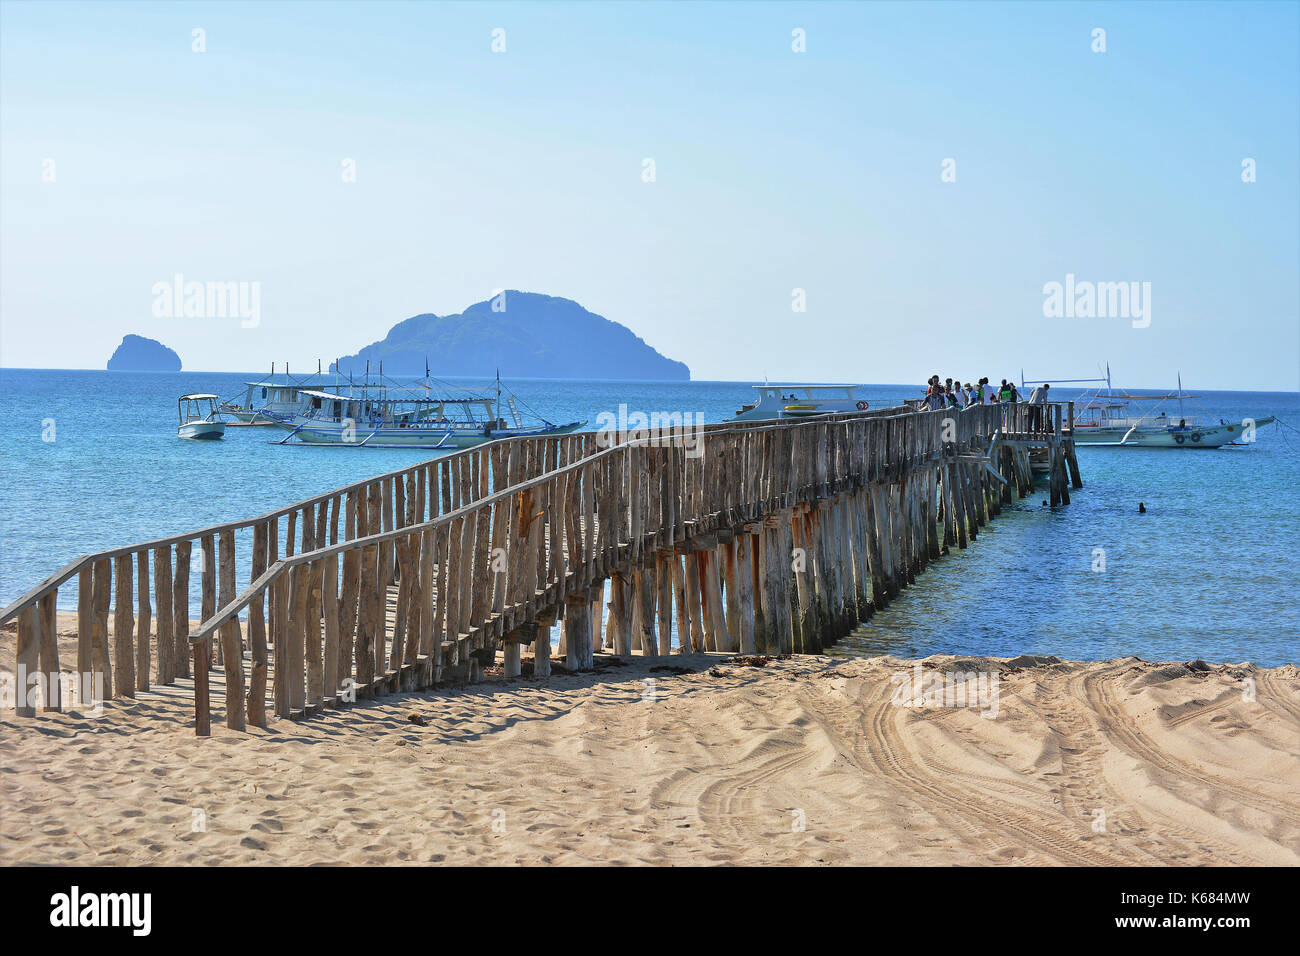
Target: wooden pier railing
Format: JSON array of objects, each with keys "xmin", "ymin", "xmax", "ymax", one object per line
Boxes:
[
  {"xmin": 0, "ymin": 434, "xmax": 603, "ymax": 716},
  {"xmin": 1, "ymin": 402, "xmax": 1079, "ymax": 734}
]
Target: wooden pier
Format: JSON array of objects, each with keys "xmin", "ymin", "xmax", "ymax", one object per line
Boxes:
[{"xmin": 0, "ymin": 402, "xmax": 1081, "ymax": 735}]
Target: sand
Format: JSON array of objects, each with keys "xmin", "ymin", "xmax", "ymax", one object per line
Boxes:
[{"xmin": 1, "ymin": 633, "xmax": 1297, "ymax": 865}]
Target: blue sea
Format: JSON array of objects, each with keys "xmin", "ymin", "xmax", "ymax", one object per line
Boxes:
[{"xmin": 1, "ymin": 369, "xmax": 1296, "ymax": 666}]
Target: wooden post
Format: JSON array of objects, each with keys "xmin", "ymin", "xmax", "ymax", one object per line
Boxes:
[
  {"xmin": 246, "ymin": 588, "xmax": 268, "ymax": 729},
  {"xmin": 15, "ymin": 606, "xmax": 40, "ymax": 717},
  {"xmin": 355, "ymin": 542, "xmax": 378, "ymax": 691},
  {"xmin": 723, "ymin": 540, "xmax": 742, "ymax": 651},
  {"xmin": 564, "ymin": 590, "xmax": 593, "ymax": 670},
  {"xmin": 534, "ymin": 620, "xmax": 552, "ymax": 679},
  {"xmin": 272, "ymin": 574, "xmax": 289, "ymax": 717},
  {"xmin": 39, "ymin": 591, "xmax": 60, "ymax": 711},
  {"xmin": 656, "ymin": 555, "xmax": 674, "ymax": 656},
  {"xmin": 218, "ymin": 528, "xmax": 237, "ymax": 652},
  {"xmin": 735, "ymin": 534, "xmax": 756, "ymax": 654},
  {"xmin": 322, "ymin": 554, "xmax": 340, "ymax": 701},
  {"xmin": 200, "ymin": 535, "xmax": 215, "ymax": 668},
  {"xmin": 90, "ymin": 557, "xmax": 112, "ymax": 699},
  {"xmin": 502, "ymin": 626, "xmax": 525, "ymax": 678},
  {"xmin": 702, "ymin": 547, "xmax": 734, "ymax": 652},
  {"xmin": 791, "ymin": 510, "xmax": 815, "ymax": 653},
  {"xmin": 305, "ymin": 558, "xmax": 323, "ymax": 705},
  {"xmin": 246, "ymin": 524, "xmax": 268, "ymax": 727},
  {"xmin": 289, "ymin": 563, "xmax": 308, "ymax": 711},
  {"xmin": 671, "ymin": 556, "xmax": 691, "ymax": 655},
  {"xmin": 173, "ymin": 541, "xmax": 191, "ymax": 679},
  {"xmin": 1066, "ymin": 442, "xmax": 1083, "ymax": 489},
  {"xmin": 217, "ymin": 530, "xmax": 245, "ymax": 729},
  {"xmin": 135, "ymin": 551, "xmax": 151, "ymax": 692},
  {"xmin": 683, "ymin": 551, "xmax": 706, "ymax": 652},
  {"xmin": 609, "ymin": 571, "xmax": 632, "ymax": 656},
  {"xmin": 749, "ymin": 529, "xmax": 768, "ymax": 653},
  {"xmin": 77, "ymin": 566, "xmax": 93, "ymax": 697},
  {"xmin": 153, "ymin": 546, "xmax": 174, "ymax": 686},
  {"xmin": 222, "ymin": 602, "xmax": 247, "ymax": 732},
  {"xmin": 339, "ymin": 542, "xmax": 360, "ymax": 691},
  {"xmin": 194, "ymin": 638, "xmax": 210, "ymax": 736},
  {"xmin": 113, "ymin": 554, "xmax": 135, "ymax": 697},
  {"xmin": 631, "ymin": 566, "xmax": 656, "ymax": 656}
]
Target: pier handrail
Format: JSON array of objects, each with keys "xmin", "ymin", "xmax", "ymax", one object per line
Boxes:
[{"xmin": 0, "ymin": 433, "xmax": 590, "ymax": 628}]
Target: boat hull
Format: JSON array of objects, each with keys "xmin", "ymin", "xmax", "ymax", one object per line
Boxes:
[
  {"xmin": 1074, "ymin": 417, "xmax": 1273, "ymax": 448},
  {"xmin": 271, "ymin": 418, "xmax": 586, "ymax": 448},
  {"xmin": 178, "ymin": 421, "xmax": 226, "ymax": 440}
]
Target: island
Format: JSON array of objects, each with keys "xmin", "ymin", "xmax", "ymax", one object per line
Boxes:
[
  {"xmin": 333, "ymin": 292, "xmax": 689, "ymax": 381},
  {"xmin": 106, "ymin": 334, "xmax": 182, "ymax": 371}
]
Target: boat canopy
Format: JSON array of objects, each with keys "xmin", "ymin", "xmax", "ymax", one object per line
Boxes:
[
  {"xmin": 753, "ymin": 384, "xmax": 863, "ymax": 390},
  {"xmin": 179, "ymin": 393, "xmax": 220, "ymax": 401},
  {"xmin": 297, "ymin": 389, "xmax": 495, "ymax": 404}
]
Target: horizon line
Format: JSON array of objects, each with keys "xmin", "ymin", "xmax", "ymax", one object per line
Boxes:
[{"xmin": 1, "ymin": 366, "xmax": 1296, "ymax": 395}]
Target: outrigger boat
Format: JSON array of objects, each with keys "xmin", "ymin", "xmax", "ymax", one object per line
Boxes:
[
  {"xmin": 734, "ymin": 384, "xmax": 870, "ymax": 421},
  {"xmin": 267, "ymin": 372, "xmax": 585, "ymax": 449},
  {"xmin": 219, "ymin": 363, "xmax": 352, "ymax": 426},
  {"xmin": 177, "ymin": 394, "xmax": 226, "ymax": 440},
  {"xmin": 1022, "ymin": 366, "xmax": 1274, "ymax": 448}
]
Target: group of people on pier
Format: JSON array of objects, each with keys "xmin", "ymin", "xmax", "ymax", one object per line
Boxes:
[{"xmin": 917, "ymin": 375, "xmax": 1051, "ymax": 412}]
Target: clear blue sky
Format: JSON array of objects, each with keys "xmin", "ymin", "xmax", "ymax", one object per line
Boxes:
[{"xmin": 1, "ymin": 0, "xmax": 1297, "ymax": 390}]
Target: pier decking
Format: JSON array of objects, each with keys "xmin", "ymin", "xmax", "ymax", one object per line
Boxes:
[{"xmin": 1, "ymin": 402, "xmax": 1081, "ymax": 736}]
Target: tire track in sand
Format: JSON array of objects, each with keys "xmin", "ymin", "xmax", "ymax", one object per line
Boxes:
[
  {"xmin": 845, "ymin": 679, "xmax": 1118, "ymax": 865},
  {"xmin": 1019, "ymin": 668, "xmax": 1261, "ymax": 865},
  {"xmin": 1256, "ymin": 670, "xmax": 1300, "ymax": 727},
  {"xmin": 1083, "ymin": 664, "xmax": 1300, "ymax": 832}
]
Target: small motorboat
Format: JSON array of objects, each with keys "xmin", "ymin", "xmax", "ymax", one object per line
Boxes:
[
  {"xmin": 177, "ymin": 394, "xmax": 226, "ymax": 440},
  {"xmin": 734, "ymin": 384, "xmax": 869, "ymax": 421}
]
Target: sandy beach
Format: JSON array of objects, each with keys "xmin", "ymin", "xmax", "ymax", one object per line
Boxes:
[{"xmin": 2, "ymin": 628, "xmax": 1297, "ymax": 866}]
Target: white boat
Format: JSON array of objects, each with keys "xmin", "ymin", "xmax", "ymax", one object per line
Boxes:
[
  {"xmin": 1112, "ymin": 418, "xmax": 1272, "ymax": 448},
  {"xmin": 219, "ymin": 365, "xmax": 353, "ymax": 425},
  {"xmin": 734, "ymin": 384, "xmax": 870, "ymax": 421},
  {"xmin": 267, "ymin": 375, "xmax": 585, "ymax": 448},
  {"xmin": 1023, "ymin": 366, "xmax": 1274, "ymax": 448},
  {"xmin": 177, "ymin": 394, "xmax": 226, "ymax": 440}
]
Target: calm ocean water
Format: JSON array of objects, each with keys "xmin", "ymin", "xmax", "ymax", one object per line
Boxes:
[{"xmin": 1, "ymin": 369, "xmax": 1296, "ymax": 666}]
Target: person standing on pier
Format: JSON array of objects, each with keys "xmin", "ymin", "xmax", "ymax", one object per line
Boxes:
[{"xmin": 1028, "ymin": 382, "xmax": 1050, "ymax": 430}]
